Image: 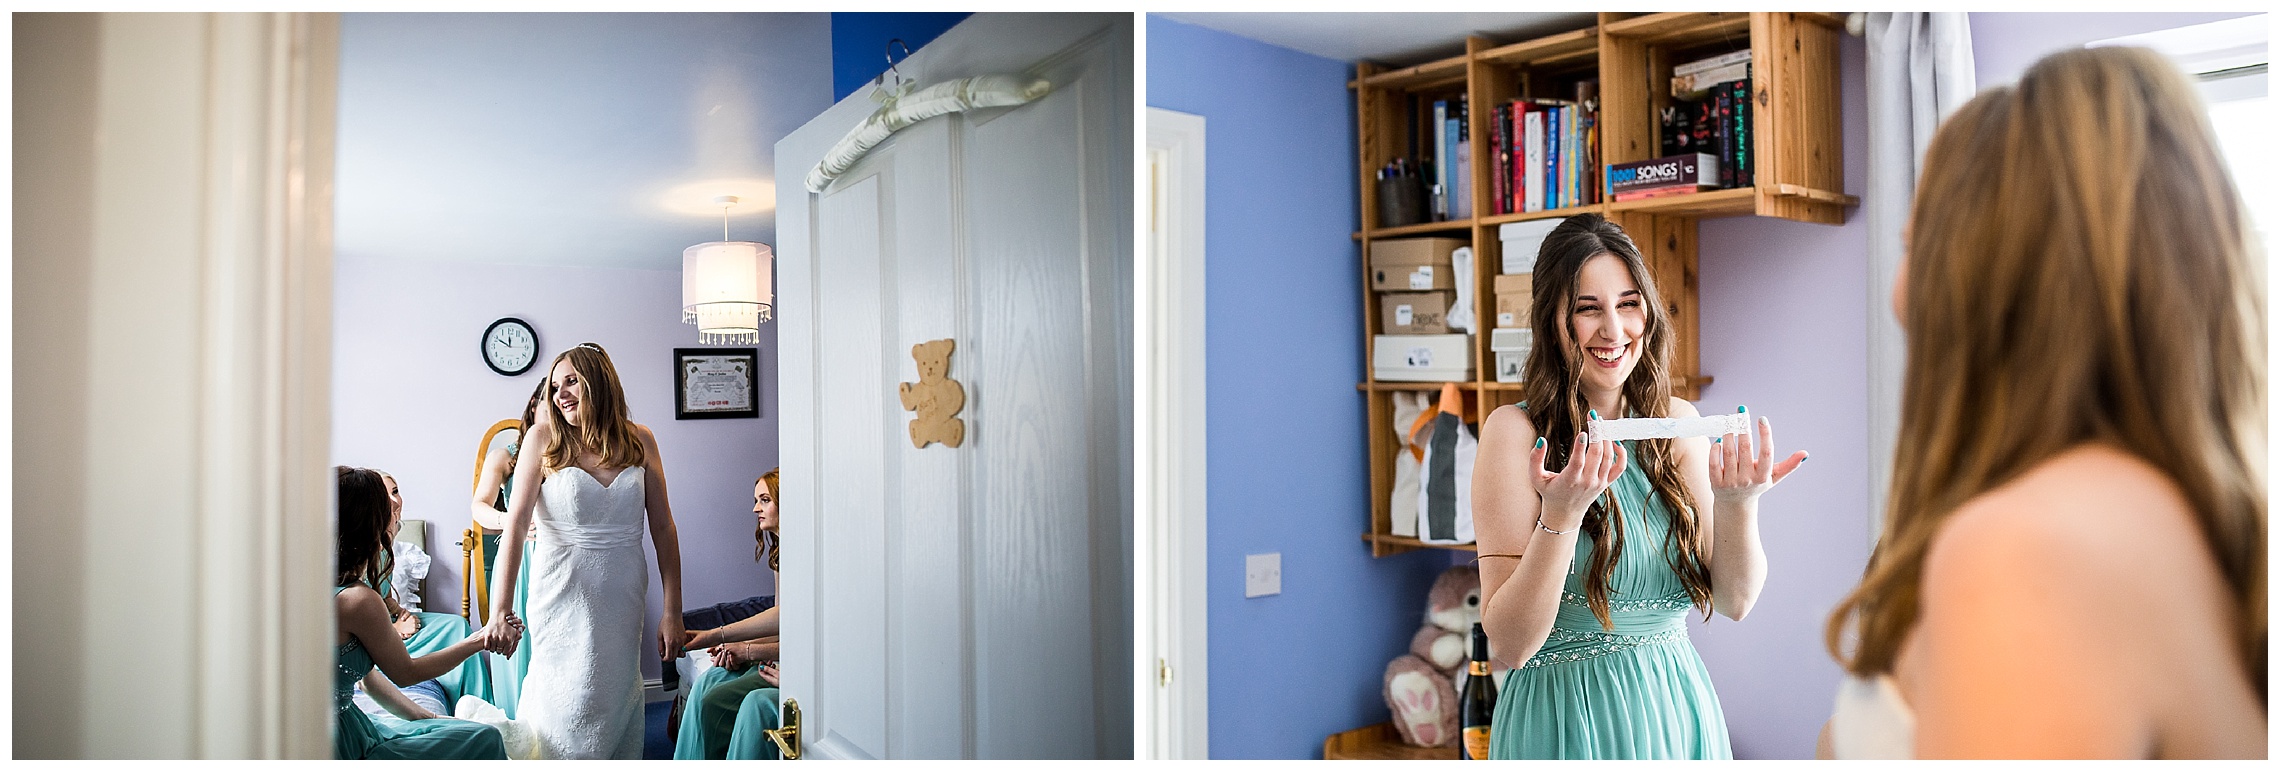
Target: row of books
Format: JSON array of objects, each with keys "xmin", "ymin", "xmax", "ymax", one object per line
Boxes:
[
  {"xmin": 1658, "ymin": 51, "xmax": 1754, "ymax": 191},
  {"xmin": 1488, "ymin": 81, "xmax": 1601, "ymax": 216},
  {"xmin": 1427, "ymin": 97, "xmax": 1473, "ymax": 221}
]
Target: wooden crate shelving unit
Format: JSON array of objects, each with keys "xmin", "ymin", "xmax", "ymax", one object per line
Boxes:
[{"xmin": 1354, "ymin": 12, "xmax": 1856, "ymax": 558}]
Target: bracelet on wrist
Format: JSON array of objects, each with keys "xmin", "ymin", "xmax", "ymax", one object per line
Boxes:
[{"xmin": 1537, "ymin": 516, "xmax": 1579, "ymax": 535}]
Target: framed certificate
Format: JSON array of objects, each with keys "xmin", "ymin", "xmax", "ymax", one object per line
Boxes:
[{"xmin": 673, "ymin": 348, "xmax": 760, "ymax": 420}]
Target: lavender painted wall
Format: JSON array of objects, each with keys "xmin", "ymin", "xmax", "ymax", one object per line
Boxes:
[{"xmin": 332, "ymin": 254, "xmax": 778, "ymax": 664}]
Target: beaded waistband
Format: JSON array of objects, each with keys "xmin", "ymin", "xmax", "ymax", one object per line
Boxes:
[
  {"xmin": 1520, "ymin": 625, "xmax": 1691, "ymax": 669},
  {"xmin": 1558, "ymin": 589, "xmax": 1695, "ymax": 612},
  {"xmin": 1519, "ymin": 590, "xmax": 1696, "ymax": 669}
]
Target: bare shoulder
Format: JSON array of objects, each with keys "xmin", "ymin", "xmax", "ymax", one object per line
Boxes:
[
  {"xmin": 523, "ymin": 421, "xmax": 556, "ymax": 447},
  {"xmin": 1925, "ymin": 445, "xmax": 2197, "ymax": 603},
  {"xmin": 334, "ymin": 584, "xmax": 386, "ymax": 617},
  {"xmin": 1665, "ymin": 396, "xmax": 1701, "ymax": 418},
  {"xmin": 1480, "ymin": 403, "xmax": 1538, "ymax": 448},
  {"xmin": 632, "ymin": 422, "xmax": 664, "ymax": 466}
]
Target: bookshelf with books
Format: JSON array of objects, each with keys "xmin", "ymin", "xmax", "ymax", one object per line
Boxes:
[{"xmin": 1352, "ymin": 12, "xmax": 1857, "ymax": 557}]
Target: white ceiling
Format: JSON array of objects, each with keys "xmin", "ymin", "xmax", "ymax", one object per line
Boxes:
[
  {"xmin": 335, "ymin": 13, "xmax": 834, "ymax": 271},
  {"xmin": 1155, "ymin": 12, "xmax": 1597, "ymax": 66}
]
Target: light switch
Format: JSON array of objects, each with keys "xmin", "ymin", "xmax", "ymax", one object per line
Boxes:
[{"xmin": 1245, "ymin": 553, "xmax": 1281, "ymax": 598}]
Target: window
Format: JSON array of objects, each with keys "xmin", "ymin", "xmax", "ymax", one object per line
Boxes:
[{"xmin": 2093, "ymin": 15, "xmax": 2271, "ymax": 244}]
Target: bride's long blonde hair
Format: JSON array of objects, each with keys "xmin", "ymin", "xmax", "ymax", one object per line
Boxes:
[
  {"xmin": 1825, "ymin": 46, "xmax": 2266, "ymax": 702},
  {"xmin": 541, "ymin": 344, "xmax": 646, "ymax": 473}
]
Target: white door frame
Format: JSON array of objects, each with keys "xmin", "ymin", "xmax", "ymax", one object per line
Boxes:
[
  {"xmin": 1139, "ymin": 106, "xmax": 1209, "ymax": 760},
  {"xmin": 12, "ymin": 12, "xmax": 339, "ymax": 758}
]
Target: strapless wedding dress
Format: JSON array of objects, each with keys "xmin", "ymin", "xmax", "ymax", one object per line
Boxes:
[
  {"xmin": 514, "ymin": 466, "xmax": 650, "ymax": 759},
  {"xmin": 1828, "ymin": 674, "xmax": 1915, "ymax": 759}
]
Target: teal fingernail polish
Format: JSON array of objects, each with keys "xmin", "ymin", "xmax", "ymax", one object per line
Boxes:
[
  {"xmin": 1589, "ymin": 409, "xmax": 1600, "ymax": 420},
  {"xmin": 1534, "ymin": 437, "xmax": 1546, "ymax": 449},
  {"xmin": 1803, "ymin": 452, "xmax": 1811, "ymax": 461},
  {"xmin": 1713, "ymin": 437, "xmax": 1722, "ymax": 444},
  {"xmin": 1738, "ymin": 405, "xmax": 1747, "ymax": 413}
]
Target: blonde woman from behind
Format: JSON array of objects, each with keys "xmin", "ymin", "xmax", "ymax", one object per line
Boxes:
[{"xmin": 1823, "ymin": 45, "xmax": 2266, "ymax": 759}]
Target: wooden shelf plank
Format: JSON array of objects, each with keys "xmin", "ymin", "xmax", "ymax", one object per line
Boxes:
[
  {"xmin": 1364, "ymin": 533, "xmax": 1478, "ymax": 553},
  {"xmin": 1325, "ymin": 723, "xmax": 1460, "ymax": 761},
  {"xmin": 1479, "ymin": 27, "xmax": 1600, "ymax": 69},
  {"xmin": 1764, "ymin": 183, "xmax": 1860, "ymax": 208},
  {"xmin": 1607, "ymin": 187, "xmax": 1756, "ymax": 218},
  {"xmin": 1601, "ymin": 11, "xmax": 1752, "ymax": 48},
  {"xmin": 1358, "ymin": 381, "xmax": 1480, "ymax": 392},
  {"xmin": 1354, "ymin": 54, "xmax": 1470, "ymax": 91},
  {"xmin": 1474, "ymin": 375, "xmax": 1712, "ymax": 391},
  {"xmin": 1480, "ymin": 202, "xmax": 1604, "ymax": 227},
  {"xmin": 1356, "ymin": 219, "xmax": 1475, "ymax": 240}
]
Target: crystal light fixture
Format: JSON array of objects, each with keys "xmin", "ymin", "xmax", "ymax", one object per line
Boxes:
[{"xmin": 682, "ymin": 195, "xmax": 773, "ymax": 344}]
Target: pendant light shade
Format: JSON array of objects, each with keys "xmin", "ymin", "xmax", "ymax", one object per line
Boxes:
[{"xmin": 682, "ymin": 240, "xmax": 773, "ymax": 345}]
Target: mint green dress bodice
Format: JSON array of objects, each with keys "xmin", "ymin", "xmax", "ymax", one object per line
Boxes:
[
  {"xmin": 334, "ymin": 587, "xmax": 506, "ymax": 760},
  {"xmin": 1487, "ymin": 440, "xmax": 1733, "ymax": 759}
]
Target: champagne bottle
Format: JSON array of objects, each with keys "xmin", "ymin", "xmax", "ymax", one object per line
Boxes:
[{"xmin": 1459, "ymin": 622, "xmax": 1496, "ymax": 759}]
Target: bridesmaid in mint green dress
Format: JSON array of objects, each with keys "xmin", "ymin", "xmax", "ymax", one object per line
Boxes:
[
  {"xmin": 1472, "ymin": 214, "xmax": 1806, "ymax": 760},
  {"xmin": 469, "ymin": 384, "xmax": 545, "ymax": 716},
  {"xmin": 674, "ymin": 470, "xmax": 784, "ymax": 760},
  {"xmin": 336, "ymin": 466, "xmax": 513, "ymax": 760},
  {"xmin": 373, "ymin": 471, "xmax": 491, "ymax": 706}
]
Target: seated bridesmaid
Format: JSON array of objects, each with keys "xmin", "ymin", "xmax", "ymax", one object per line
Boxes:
[
  {"xmin": 672, "ymin": 469, "xmax": 786, "ymax": 760},
  {"xmin": 335, "ymin": 465, "xmax": 515, "ymax": 760},
  {"xmin": 372, "ymin": 469, "xmax": 492, "ymax": 707}
]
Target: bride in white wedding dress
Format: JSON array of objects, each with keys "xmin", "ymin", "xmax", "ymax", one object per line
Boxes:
[{"xmin": 479, "ymin": 343, "xmax": 685, "ymax": 759}]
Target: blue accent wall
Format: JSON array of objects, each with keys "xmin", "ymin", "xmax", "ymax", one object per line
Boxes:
[
  {"xmin": 828, "ymin": 12, "xmax": 972, "ymax": 102},
  {"xmin": 1148, "ymin": 15, "xmax": 1456, "ymax": 760}
]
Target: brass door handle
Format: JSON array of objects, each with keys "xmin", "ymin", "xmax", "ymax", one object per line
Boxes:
[{"xmin": 764, "ymin": 698, "xmax": 801, "ymax": 759}]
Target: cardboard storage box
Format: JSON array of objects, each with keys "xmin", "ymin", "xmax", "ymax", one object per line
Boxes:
[
  {"xmin": 1497, "ymin": 220, "xmax": 1559, "ymax": 275},
  {"xmin": 1373, "ymin": 334, "xmax": 1472, "ymax": 382},
  {"xmin": 1369, "ymin": 237, "xmax": 1465, "ymax": 291},
  {"xmin": 1494, "ymin": 273, "xmax": 1534, "ymax": 328},
  {"xmin": 1491, "ymin": 328, "xmax": 1534, "ymax": 383},
  {"xmin": 1380, "ymin": 291, "xmax": 1452, "ymax": 335}
]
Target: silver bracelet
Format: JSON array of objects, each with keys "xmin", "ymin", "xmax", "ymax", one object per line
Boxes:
[{"xmin": 1537, "ymin": 516, "xmax": 1578, "ymax": 535}]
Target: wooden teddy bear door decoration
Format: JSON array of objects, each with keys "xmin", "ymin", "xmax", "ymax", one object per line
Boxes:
[{"xmin": 898, "ymin": 338, "xmax": 966, "ymax": 448}]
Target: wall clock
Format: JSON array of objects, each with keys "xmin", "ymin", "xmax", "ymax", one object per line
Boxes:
[{"xmin": 482, "ymin": 317, "xmax": 539, "ymax": 376}]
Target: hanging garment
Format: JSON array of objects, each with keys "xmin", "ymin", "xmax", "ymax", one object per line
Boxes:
[{"xmin": 1416, "ymin": 383, "xmax": 1476, "ymax": 544}]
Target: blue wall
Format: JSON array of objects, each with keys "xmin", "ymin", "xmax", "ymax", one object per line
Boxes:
[
  {"xmin": 828, "ymin": 12, "xmax": 971, "ymax": 102},
  {"xmin": 1148, "ymin": 15, "xmax": 1456, "ymax": 760}
]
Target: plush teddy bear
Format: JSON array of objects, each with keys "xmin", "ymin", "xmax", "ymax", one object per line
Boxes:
[
  {"xmin": 898, "ymin": 338, "xmax": 966, "ymax": 448},
  {"xmin": 1383, "ymin": 564, "xmax": 1501, "ymax": 747}
]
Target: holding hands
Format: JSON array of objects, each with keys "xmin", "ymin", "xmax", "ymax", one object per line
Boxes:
[
  {"xmin": 710, "ymin": 642, "xmax": 768, "ymax": 671},
  {"xmin": 1530, "ymin": 410, "xmax": 1628, "ymax": 532},
  {"xmin": 679, "ymin": 627, "xmax": 714, "ymax": 656},
  {"xmin": 476, "ymin": 609, "xmax": 525, "ymax": 656},
  {"xmin": 1708, "ymin": 407, "xmax": 1807, "ymax": 505}
]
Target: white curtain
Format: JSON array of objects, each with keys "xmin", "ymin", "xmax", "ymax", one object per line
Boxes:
[{"xmin": 1865, "ymin": 13, "xmax": 1974, "ymax": 537}]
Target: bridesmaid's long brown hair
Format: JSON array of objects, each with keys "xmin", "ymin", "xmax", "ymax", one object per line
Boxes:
[
  {"xmin": 1518, "ymin": 213, "xmax": 1713, "ymax": 629},
  {"xmin": 1826, "ymin": 46, "xmax": 2266, "ymax": 702}
]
